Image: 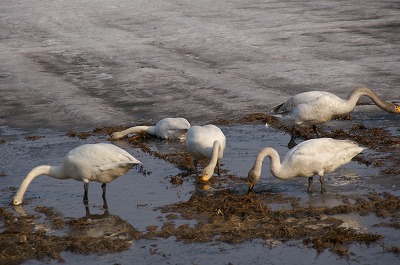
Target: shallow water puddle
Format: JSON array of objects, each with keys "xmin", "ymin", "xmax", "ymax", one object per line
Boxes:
[{"xmin": 0, "ymin": 117, "xmax": 399, "ymax": 264}]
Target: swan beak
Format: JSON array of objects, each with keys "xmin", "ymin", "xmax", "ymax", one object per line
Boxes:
[
  {"xmin": 396, "ymin": 106, "xmax": 400, "ymax": 113},
  {"xmin": 248, "ymin": 183, "xmax": 254, "ymax": 193},
  {"xmin": 200, "ymin": 175, "xmax": 208, "ymax": 182},
  {"xmin": 12, "ymin": 198, "xmax": 21, "ymax": 206}
]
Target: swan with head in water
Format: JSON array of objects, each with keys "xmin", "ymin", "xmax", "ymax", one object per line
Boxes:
[
  {"xmin": 12, "ymin": 143, "xmax": 141, "ymax": 206},
  {"xmin": 247, "ymin": 138, "xmax": 365, "ymax": 194},
  {"xmin": 186, "ymin": 124, "xmax": 226, "ymax": 181},
  {"xmin": 110, "ymin": 117, "xmax": 191, "ymax": 141},
  {"xmin": 271, "ymin": 87, "xmax": 400, "ymax": 148}
]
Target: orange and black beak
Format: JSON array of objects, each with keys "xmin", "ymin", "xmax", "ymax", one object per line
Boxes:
[
  {"xmin": 247, "ymin": 182, "xmax": 254, "ymax": 194},
  {"xmin": 200, "ymin": 175, "xmax": 208, "ymax": 182},
  {"xmin": 196, "ymin": 175, "xmax": 209, "ymax": 184}
]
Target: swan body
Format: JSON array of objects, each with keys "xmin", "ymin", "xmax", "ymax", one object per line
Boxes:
[
  {"xmin": 185, "ymin": 125, "xmax": 226, "ymax": 181},
  {"xmin": 110, "ymin": 117, "xmax": 191, "ymax": 140},
  {"xmin": 247, "ymin": 138, "xmax": 365, "ymax": 193},
  {"xmin": 271, "ymin": 87, "xmax": 400, "ymax": 148},
  {"xmin": 12, "ymin": 143, "xmax": 141, "ymax": 206}
]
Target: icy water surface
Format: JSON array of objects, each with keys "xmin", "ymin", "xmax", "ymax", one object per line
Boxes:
[
  {"xmin": 1, "ymin": 0, "xmax": 399, "ymax": 129},
  {"xmin": 0, "ymin": 121, "xmax": 399, "ymax": 264}
]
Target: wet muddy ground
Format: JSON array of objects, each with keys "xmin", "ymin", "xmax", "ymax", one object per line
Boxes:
[{"xmin": 0, "ymin": 113, "xmax": 399, "ymax": 264}]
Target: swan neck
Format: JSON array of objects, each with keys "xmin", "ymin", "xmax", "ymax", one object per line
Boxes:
[
  {"xmin": 202, "ymin": 141, "xmax": 222, "ymax": 178},
  {"xmin": 13, "ymin": 165, "xmax": 56, "ymax": 205},
  {"xmin": 252, "ymin": 147, "xmax": 282, "ymax": 179},
  {"xmin": 146, "ymin": 126, "xmax": 157, "ymax": 135},
  {"xmin": 111, "ymin": 126, "xmax": 152, "ymax": 139},
  {"xmin": 347, "ymin": 87, "xmax": 394, "ymax": 112}
]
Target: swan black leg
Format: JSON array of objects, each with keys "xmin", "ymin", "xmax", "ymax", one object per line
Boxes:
[
  {"xmin": 217, "ymin": 160, "xmax": 221, "ymax": 176},
  {"xmin": 194, "ymin": 160, "xmax": 198, "ymax": 174},
  {"xmin": 313, "ymin": 125, "xmax": 321, "ymax": 138},
  {"xmin": 83, "ymin": 182, "xmax": 89, "ymax": 204},
  {"xmin": 307, "ymin": 176, "xmax": 313, "ymax": 193},
  {"xmin": 319, "ymin": 176, "xmax": 326, "ymax": 194},
  {"xmin": 101, "ymin": 183, "xmax": 108, "ymax": 209},
  {"xmin": 101, "ymin": 183, "xmax": 106, "ymax": 199},
  {"xmin": 288, "ymin": 126, "xmax": 297, "ymax": 149}
]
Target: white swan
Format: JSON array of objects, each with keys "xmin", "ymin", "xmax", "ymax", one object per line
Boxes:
[
  {"xmin": 185, "ymin": 124, "xmax": 226, "ymax": 181},
  {"xmin": 271, "ymin": 87, "xmax": 400, "ymax": 148},
  {"xmin": 110, "ymin": 117, "xmax": 191, "ymax": 141},
  {"xmin": 12, "ymin": 143, "xmax": 141, "ymax": 206},
  {"xmin": 247, "ymin": 138, "xmax": 365, "ymax": 193}
]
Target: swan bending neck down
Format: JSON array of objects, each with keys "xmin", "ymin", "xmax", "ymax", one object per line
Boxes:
[
  {"xmin": 344, "ymin": 87, "xmax": 400, "ymax": 114},
  {"xmin": 110, "ymin": 117, "xmax": 191, "ymax": 141},
  {"xmin": 271, "ymin": 87, "xmax": 400, "ymax": 149},
  {"xmin": 247, "ymin": 138, "xmax": 365, "ymax": 193},
  {"xmin": 13, "ymin": 165, "xmax": 60, "ymax": 205},
  {"xmin": 185, "ymin": 124, "xmax": 226, "ymax": 182},
  {"xmin": 111, "ymin": 126, "xmax": 154, "ymax": 139},
  {"xmin": 12, "ymin": 143, "xmax": 141, "ymax": 206},
  {"xmin": 200, "ymin": 140, "xmax": 224, "ymax": 181}
]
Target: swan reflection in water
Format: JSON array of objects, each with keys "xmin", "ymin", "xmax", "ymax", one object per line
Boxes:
[
  {"xmin": 69, "ymin": 200, "xmax": 140, "ymax": 240},
  {"xmin": 13, "ymin": 201, "xmax": 140, "ymax": 241}
]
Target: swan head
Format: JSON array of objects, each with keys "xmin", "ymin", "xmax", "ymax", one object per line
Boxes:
[
  {"xmin": 386, "ymin": 103, "xmax": 400, "ymax": 114},
  {"xmin": 247, "ymin": 169, "xmax": 259, "ymax": 193},
  {"xmin": 200, "ymin": 165, "xmax": 215, "ymax": 182},
  {"xmin": 199, "ymin": 174, "xmax": 209, "ymax": 182},
  {"xmin": 109, "ymin": 132, "xmax": 120, "ymax": 140},
  {"xmin": 12, "ymin": 196, "xmax": 23, "ymax": 206},
  {"xmin": 200, "ymin": 172, "xmax": 212, "ymax": 182}
]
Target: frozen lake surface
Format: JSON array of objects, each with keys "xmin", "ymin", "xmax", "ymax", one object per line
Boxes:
[{"xmin": 0, "ymin": 0, "xmax": 399, "ymax": 129}]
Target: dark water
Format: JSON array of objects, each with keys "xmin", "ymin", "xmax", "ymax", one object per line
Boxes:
[{"xmin": 1, "ymin": 124, "xmax": 399, "ymax": 264}]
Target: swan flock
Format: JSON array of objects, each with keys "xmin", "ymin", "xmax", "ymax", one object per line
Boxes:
[{"xmin": 12, "ymin": 87, "xmax": 399, "ymax": 205}]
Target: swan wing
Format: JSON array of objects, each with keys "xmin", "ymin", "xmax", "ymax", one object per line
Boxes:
[
  {"xmin": 63, "ymin": 143, "xmax": 141, "ymax": 181},
  {"xmin": 186, "ymin": 125, "xmax": 226, "ymax": 159},
  {"xmin": 186, "ymin": 127, "xmax": 212, "ymax": 159},
  {"xmin": 271, "ymin": 91, "xmax": 333, "ymax": 114},
  {"xmin": 94, "ymin": 143, "xmax": 141, "ymax": 164},
  {"xmin": 283, "ymin": 138, "xmax": 365, "ymax": 176},
  {"xmin": 324, "ymin": 143, "xmax": 365, "ymax": 173}
]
